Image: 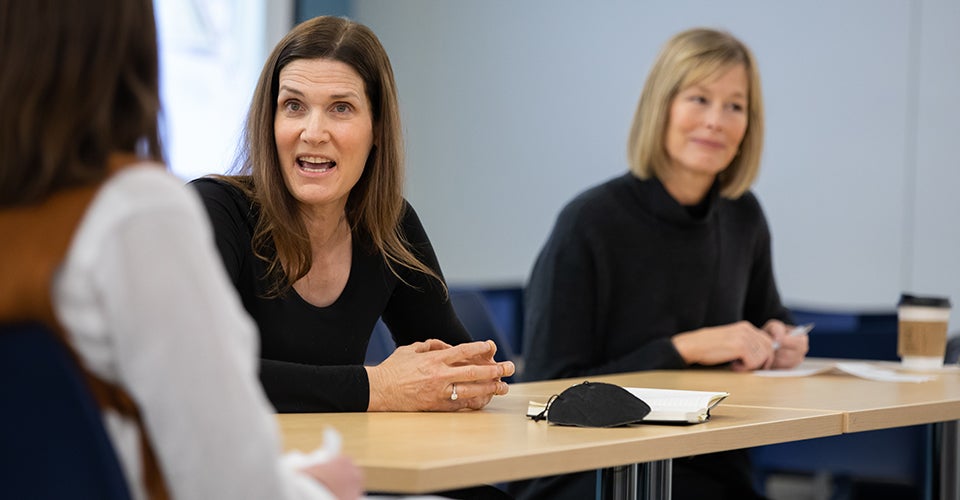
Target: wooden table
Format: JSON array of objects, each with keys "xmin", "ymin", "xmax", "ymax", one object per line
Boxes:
[
  {"xmin": 511, "ymin": 361, "xmax": 960, "ymax": 499},
  {"xmin": 280, "ymin": 392, "xmax": 842, "ymax": 496},
  {"xmin": 511, "ymin": 362, "xmax": 960, "ymax": 432},
  {"xmin": 279, "ymin": 361, "xmax": 960, "ymax": 498}
]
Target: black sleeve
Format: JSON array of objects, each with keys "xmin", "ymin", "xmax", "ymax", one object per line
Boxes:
[
  {"xmin": 522, "ymin": 204, "xmax": 685, "ymax": 382},
  {"xmin": 742, "ymin": 196, "xmax": 794, "ymax": 326},
  {"xmin": 259, "ymin": 360, "xmax": 369, "ymax": 412},
  {"xmin": 381, "ymin": 202, "xmax": 472, "ymax": 346}
]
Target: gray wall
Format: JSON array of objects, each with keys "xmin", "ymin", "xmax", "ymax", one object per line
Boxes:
[{"xmin": 349, "ymin": 1, "xmax": 960, "ymax": 323}]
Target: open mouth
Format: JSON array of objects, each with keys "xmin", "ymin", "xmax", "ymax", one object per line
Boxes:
[{"xmin": 297, "ymin": 156, "xmax": 336, "ymax": 173}]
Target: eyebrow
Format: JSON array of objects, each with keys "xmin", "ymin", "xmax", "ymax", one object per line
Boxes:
[
  {"xmin": 329, "ymin": 92, "xmax": 362, "ymax": 100},
  {"xmin": 277, "ymin": 85, "xmax": 362, "ymax": 101},
  {"xmin": 688, "ymin": 84, "xmax": 747, "ymax": 99},
  {"xmin": 277, "ymin": 85, "xmax": 304, "ymax": 98}
]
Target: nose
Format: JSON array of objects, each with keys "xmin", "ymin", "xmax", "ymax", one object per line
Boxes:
[
  {"xmin": 300, "ymin": 112, "xmax": 330, "ymax": 144},
  {"xmin": 704, "ymin": 105, "xmax": 724, "ymax": 131}
]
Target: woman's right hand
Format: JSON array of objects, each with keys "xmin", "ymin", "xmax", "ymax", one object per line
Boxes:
[
  {"xmin": 365, "ymin": 339, "xmax": 515, "ymax": 411},
  {"xmin": 671, "ymin": 320, "xmax": 775, "ymax": 371}
]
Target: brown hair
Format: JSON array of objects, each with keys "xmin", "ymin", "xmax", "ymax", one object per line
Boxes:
[
  {"xmin": 627, "ymin": 28, "xmax": 764, "ymax": 199},
  {"xmin": 223, "ymin": 15, "xmax": 442, "ymax": 296},
  {"xmin": 0, "ymin": 0, "xmax": 162, "ymax": 207}
]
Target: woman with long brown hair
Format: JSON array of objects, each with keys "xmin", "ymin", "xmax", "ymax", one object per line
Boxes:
[
  {"xmin": 0, "ymin": 1, "xmax": 360, "ymax": 497},
  {"xmin": 192, "ymin": 16, "xmax": 514, "ymax": 413}
]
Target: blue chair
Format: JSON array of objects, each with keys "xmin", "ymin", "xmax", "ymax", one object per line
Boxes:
[
  {"xmin": 947, "ymin": 336, "xmax": 960, "ymax": 364},
  {"xmin": 364, "ymin": 319, "xmax": 396, "ymax": 365},
  {"xmin": 449, "ymin": 288, "xmax": 518, "ymax": 365},
  {"xmin": 363, "ymin": 289, "xmax": 521, "ymax": 379},
  {"xmin": 470, "ymin": 286, "xmax": 525, "ymax": 356},
  {"xmin": 0, "ymin": 322, "xmax": 132, "ymax": 499},
  {"xmin": 791, "ymin": 309, "xmax": 901, "ymax": 361}
]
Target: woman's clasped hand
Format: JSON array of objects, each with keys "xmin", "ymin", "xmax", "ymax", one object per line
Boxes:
[{"xmin": 366, "ymin": 339, "xmax": 515, "ymax": 411}]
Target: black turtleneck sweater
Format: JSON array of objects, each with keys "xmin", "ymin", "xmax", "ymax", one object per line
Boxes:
[
  {"xmin": 513, "ymin": 172, "xmax": 790, "ymax": 500},
  {"xmin": 523, "ymin": 172, "xmax": 790, "ymax": 380}
]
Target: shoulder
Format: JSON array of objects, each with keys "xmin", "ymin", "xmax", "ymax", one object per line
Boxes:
[
  {"xmin": 554, "ymin": 174, "xmax": 633, "ymax": 233},
  {"xmin": 720, "ymin": 190, "xmax": 774, "ymax": 247},
  {"xmin": 721, "ymin": 189, "xmax": 768, "ymax": 224},
  {"xmin": 188, "ymin": 176, "xmax": 256, "ymax": 225},
  {"xmin": 728, "ymin": 189, "xmax": 762, "ymax": 209},
  {"xmin": 98, "ymin": 163, "xmax": 201, "ymax": 219},
  {"xmin": 399, "ymin": 198, "xmax": 420, "ymax": 220},
  {"xmin": 398, "ymin": 199, "xmax": 427, "ymax": 235},
  {"xmin": 70, "ymin": 162, "xmax": 212, "ymax": 262},
  {"xmin": 189, "ymin": 176, "xmax": 251, "ymax": 207}
]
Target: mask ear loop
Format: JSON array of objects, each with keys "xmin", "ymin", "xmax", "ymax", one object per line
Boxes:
[{"xmin": 532, "ymin": 393, "xmax": 561, "ymax": 422}]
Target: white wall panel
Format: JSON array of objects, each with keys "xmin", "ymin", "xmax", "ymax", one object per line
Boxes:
[{"xmin": 357, "ymin": 0, "xmax": 957, "ymax": 320}]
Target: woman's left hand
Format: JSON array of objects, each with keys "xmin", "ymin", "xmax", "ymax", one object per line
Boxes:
[{"xmin": 762, "ymin": 319, "xmax": 809, "ymax": 369}]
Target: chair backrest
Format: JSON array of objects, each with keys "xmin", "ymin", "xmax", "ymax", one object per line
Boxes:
[
  {"xmin": 449, "ymin": 289, "xmax": 519, "ymax": 379},
  {"xmin": 364, "ymin": 319, "xmax": 396, "ymax": 365},
  {"xmin": 0, "ymin": 322, "xmax": 132, "ymax": 499},
  {"xmin": 363, "ymin": 289, "xmax": 521, "ymax": 376},
  {"xmin": 448, "ymin": 288, "xmax": 516, "ymax": 362},
  {"xmin": 792, "ymin": 309, "xmax": 900, "ymax": 361},
  {"xmin": 947, "ymin": 335, "xmax": 960, "ymax": 364}
]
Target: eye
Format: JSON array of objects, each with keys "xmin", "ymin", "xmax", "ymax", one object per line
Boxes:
[
  {"xmin": 331, "ymin": 102, "xmax": 353, "ymax": 114},
  {"xmin": 688, "ymin": 95, "xmax": 708, "ymax": 105},
  {"xmin": 727, "ymin": 102, "xmax": 746, "ymax": 113},
  {"xmin": 282, "ymin": 100, "xmax": 304, "ymax": 113}
]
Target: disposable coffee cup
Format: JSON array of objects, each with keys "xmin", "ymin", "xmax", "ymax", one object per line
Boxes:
[{"xmin": 897, "ymin": 294, "xmax": 951, "ymax": 371}]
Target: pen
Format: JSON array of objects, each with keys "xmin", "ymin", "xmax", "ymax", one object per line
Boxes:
[{"xmin": 772, "ymin": 323, "xmax": 814, "ymax": 351}]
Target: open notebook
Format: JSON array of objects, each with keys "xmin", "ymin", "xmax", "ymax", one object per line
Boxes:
[{"xmin": 527, "ymin": 387, "xmax": 729, "ymax": 424}]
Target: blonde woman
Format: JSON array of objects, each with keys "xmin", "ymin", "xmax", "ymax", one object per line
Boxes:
[{"xmin": 516, "ymin": 28, "xmax": 808, "ymax": 500}]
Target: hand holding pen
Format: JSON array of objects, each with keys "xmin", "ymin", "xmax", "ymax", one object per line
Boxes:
[
  {"xmin": 763, "ymin": 320, "xmax": 812, "ymax": 369},
  {"xmin": 772, "ymin": 323, "xmax": 814, "ymax": 351}
]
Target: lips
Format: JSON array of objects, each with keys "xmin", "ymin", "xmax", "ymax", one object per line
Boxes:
[
  {"xmin": 297, "ymin": 155, "xmax": 336, "ymax": 173},
  {"xmin": 690, "ymin": 138, "xmax": 725, "ymax": 149}
]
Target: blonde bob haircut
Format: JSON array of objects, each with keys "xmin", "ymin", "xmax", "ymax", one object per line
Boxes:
[{"xmin": 627, "ymin": 28, "xmax": 763, "ymax": 199}]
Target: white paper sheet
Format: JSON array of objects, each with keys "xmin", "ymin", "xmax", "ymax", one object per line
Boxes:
[{"xmin": 755, "ymin": 360, "xmax": 940, "ymax": 382}]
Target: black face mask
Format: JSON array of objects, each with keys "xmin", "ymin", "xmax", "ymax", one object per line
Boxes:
[{"xmin": 534, "ymin": 381, "xmax": 651, "ymax": 428}]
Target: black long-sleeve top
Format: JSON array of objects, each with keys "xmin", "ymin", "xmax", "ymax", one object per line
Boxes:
[
  {"xmin": 523, "ymin": 173, "xmax": 791, "ymax": 381},
  {"xmin": 513, "ymin": 173, "xmax": 791, "ymax": 500},
  {"xmin": 191, "ymin": 178, "xmax": 470, "ymax": 413}
]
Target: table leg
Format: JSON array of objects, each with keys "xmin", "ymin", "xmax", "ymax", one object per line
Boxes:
[
  {"xmin": 639, "ymin": 459, "xmax": 672, "ymax": 500},
  {"xmin": 938, "ymin": 420, "xmax": 959, "ymax": 500},
  {"xmin": 598, "ymin": 459, "xmax": 672, "ymax": 500},
  {"xmin": 598, "ymin": 464, "xmax": 637, "ymax": 500}
]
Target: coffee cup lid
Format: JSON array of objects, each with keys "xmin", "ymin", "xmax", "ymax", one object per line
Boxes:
[{"xmin": 898, "ymin": 293, "xmax": 951, "ymax": 308}]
